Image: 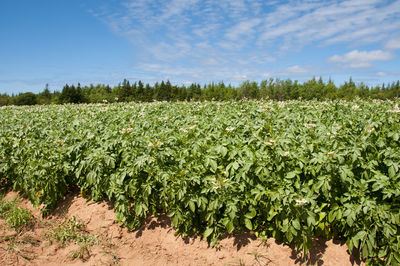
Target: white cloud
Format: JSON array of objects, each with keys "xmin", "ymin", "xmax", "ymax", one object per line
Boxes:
[
  {"xmin": 259, "ymin": 0, "xmax": 400, "ymax": 48},
  {"xmin": 202, "ymin": 58, "xmax": 219, "ymax": 66},
  {"xmin": 328, "ymin": 50, "xmax": 394, "ymax": 68},
  {"xmin": 385, "ymin": 38, "xmax": 400, "ymax": 50},
  {"xmin": 90, "ymin": 0, "xmax": 400, "ymax": 83},
  {"xmin": 225, "ymin": 18, "xmax": 262, "ymax": 40},
  {"xmin": 377, "ymin": 72, "xmax": 387, "ymax": 77},
  {"xmin": 280, "ymin": 65, "xmax": 308, "ymax": 75}
]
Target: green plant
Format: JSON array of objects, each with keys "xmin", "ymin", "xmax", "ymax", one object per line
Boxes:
[
  {"xmin": 248, "ymin": 252, "xmax": 271, "ymax": 265},
  {"xmin": 0, "ymin": 197, "xmax": 33, "ymax": 231},
  {"xmin": 46, "ymin": 216, "xmax": 98, "ymax": 246},
  {"xmin": 70, "ymin": 243, "xmax": 91, "ymax": 261},
  {"xmin": 1, "ymin": 100, "xmax": 399, "ymax": 264}
]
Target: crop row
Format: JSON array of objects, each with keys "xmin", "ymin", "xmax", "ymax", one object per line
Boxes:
[{"xmin": 0, "ymin": 100, "xmax": 399, "ymax": 264}]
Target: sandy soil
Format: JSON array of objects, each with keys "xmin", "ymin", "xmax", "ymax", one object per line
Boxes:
[{"xmin": 0, "ymin": 191, "xmax": 361, "ymax": 266}]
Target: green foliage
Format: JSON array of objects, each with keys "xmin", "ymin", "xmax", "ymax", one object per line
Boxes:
[
  {"xmin": 58, "ymin": 84, "xmax": 85, "ymax": 104},
  {"xmin": 13, "ymin": 92, "xmax": 37, "ymax": 106},
  {"xmin": 47, "ymin": 216, "xmax": 98, "ymax": 246},
  {"xmin": 1, "ymin": 77, "xmax": 400, "ymax": 106},
  {"xmin": 1, "ymin": 99, "xmax": 400, "ymax": 264},
  {"xmin": 0, "ymin": 197, "xmax": 33, "ymax": 231}
]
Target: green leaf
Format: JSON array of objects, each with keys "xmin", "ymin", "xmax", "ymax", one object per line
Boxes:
[
  {"xmin": 203, "ymin": 227, "xmax": 213, "ymax": 239},
  {"xmin": 188, "ymin": 201, "xmax": 195, "ymax": 212},
  {"xmin": 378, "ymin": 247, "xmax": 387, "ymax": 258},
  {"xmin": 394, "ymin": 251, "xmax": 400, "ymax": 263},
  {"xmin": 244, "ymin": 207, "xmax": 257, "ymax": 219},
  {"xmin": 226, "ymin": 221, "xmax": 234, "ymax": 233},
  {"xmin": 352, "ymin": 231, "xmax": 366, "ymax": 249},
  {"xmin": 244, "ymin": 218, "xmax": 253, "ymax": 230},
  {"xmin": 209, "ymin": 159, "xmax": 217, "ymax": 173},
  {"xmin": 388, "ymin": 166, "xmax": 395, "ymax": 178},
  {"xmin": 393, "ymin": 133, "xmax": 399, "ymax": 141},
  {"xmin": 286, "ymin": 230, "xmax": 293, "ymax": 243},
  {"xmin": 282, "ymin": 218, "xmax": 289, "ymax": 232},
  {"xmin": 292, "ymin": 219, "xmax": 301, "ymax": 230},
  {"xmin": 328, "ymin": 210, "xmax": 336, "ymax": 223},
  {"xmin": 172, "ymin": 215, "xmax": 179, "ymax": 226},
  {"xmin": 221, "ymin": 146, "xmax": 228, "ymax": 157},
  {"xmin": 307, "ymin": 215, "xmax": 316, "ymax": 227},
  {"xmin": 286, "ymin": 171, "xmax": 297, "ymax": 179}
]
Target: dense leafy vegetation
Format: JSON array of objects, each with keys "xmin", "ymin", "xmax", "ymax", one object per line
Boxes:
[
  {"xmin": 1, "ymin": 100, "xmax": 399, "ymax": 264},
  {"xmin": 1, "ymin": 77, "xmax": 400, "ymax": 106}
]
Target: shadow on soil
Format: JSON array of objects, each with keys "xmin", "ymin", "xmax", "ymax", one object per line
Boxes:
[
  {"xmin": 288, "ymin": 238, "xmax": 361, "ymax": 265},
  {"xmin": 43, "ymin": 192, "xmax": 362, "ymax": 265}
]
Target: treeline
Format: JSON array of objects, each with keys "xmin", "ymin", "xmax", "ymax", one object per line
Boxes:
[{"xmin": 1, "ymin": 77, "xmax": 400, "ymax": 106}]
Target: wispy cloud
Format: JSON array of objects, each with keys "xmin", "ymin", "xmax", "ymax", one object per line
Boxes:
[
  {"xmin": 328, "ymin": 50, "xmax": 394, "ymax": 68},
  {"xmin": 90, "ymin": 0, "xmax": 400, "ymax": 83},
  {"xmin": 385, "ymin": 38, "xmax": 400, "ymax": 50},
  {"xmin": 280, "ymin": 65, "xmax": 309, "ymax": 75},
  {"xmin": 259, "ymin": 0, "xmax": 400, "ymax": 48},
  {"xmin": 377, "ymin": 72, "xmax": 387, "ymax": 77}
]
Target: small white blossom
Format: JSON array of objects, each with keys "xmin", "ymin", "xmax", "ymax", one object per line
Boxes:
[
  {"xmin": 295, "ymin": 198, "xmax": 308, "ymax": 206},
  {"xmin": 53, "ymin": 140, "xmax": 65, "ymax": 146},
  {"xmin": 388, "ymin": 104, "xmax": 400, "ymax": 113},
  {"xmin": 352, "ymin": 104, "xmax": 360, "ymax": 110},
  {"xmin": 155, "ymin": 139, "xmax": 163, "ymax": 147},
  {"xmin": 304, "ymin": 123, "xmax": 316, "ymax": 129},
  {"xmin": 366, "ymin": 125, "xmax": 375, "ymax": 133},
  {"xmin": 264, "ymin": 139, "xmax": 275, "ymax": 146},
  {"xmin": 119, "ymin": 127, "xmax": 132, "ymax": 134},
  {"xmin": 225, "ymin": 126, "xmax": 235, "ymax": 132},
  {"xmin": 148, "ymin": 139, "xmax": 163, "ymax": 148}
]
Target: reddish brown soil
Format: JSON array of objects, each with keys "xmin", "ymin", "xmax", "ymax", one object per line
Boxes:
[{"xmin": 0, "ymin": 191, "xmax": 362, "ymax": 265}]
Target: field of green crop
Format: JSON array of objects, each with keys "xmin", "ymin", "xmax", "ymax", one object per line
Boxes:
[{"xmin": 1, "ymin": 100, "xmax": 399, "ymax": 264}]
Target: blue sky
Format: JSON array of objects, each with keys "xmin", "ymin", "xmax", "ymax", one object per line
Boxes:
[{"xmin": 1, "ymin": 0, "xmax": 400, "ymax": 94}]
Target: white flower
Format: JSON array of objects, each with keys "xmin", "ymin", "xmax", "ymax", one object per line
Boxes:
[
  {"xmin": 155, "ymin": 139, "xmax": 163, "ymax": 147},
  {"xmin": 295, "ymin": 198, "xmax": 308, "ymax": 206},
  {"xmin": 119, "ymin": 127, "xmax": 132, "ymax": 134},
  {"xmin": 388, "ymin": 104, "xmax": 400, "ymax": 113},
  {"xmin": 304, "ymin": 123, "xmax": 316, "ymax": 128},
  {"xmin": 283, "ymin": 151, "xmax": 290, "ymax": 156},
  {"xmin": 264, "ymin": 139, "xmax": 275, "ymax": 146},
  {"xmin": 225, "ymin": 126, "xmax": 235, "ymax": 132},
  {"xmin": 366, "ymin": 125, "xmax": 375, "ymax": 133},
  {"xmin": 148, "ymin": 139, "xmax": 163, "ymax": 148},
  {"xmin": 352, "ymin": 104, "xmax": 360, "ymax": 110}
]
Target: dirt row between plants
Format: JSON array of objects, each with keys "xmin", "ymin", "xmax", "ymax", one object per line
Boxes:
[{"xmin": 0, "ymin": 190, "xmax": 361, "ymax": 265}]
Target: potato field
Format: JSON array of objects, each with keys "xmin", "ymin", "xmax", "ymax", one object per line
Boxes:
[{"xmin": 1, "ymin": 100, "xmax": 399, "ymax": 264}]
